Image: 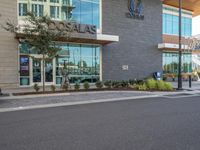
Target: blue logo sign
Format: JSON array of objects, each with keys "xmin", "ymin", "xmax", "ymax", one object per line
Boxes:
[{"xmin": 126, "ymin": 0, "xmax": 144, "ymax": 20}]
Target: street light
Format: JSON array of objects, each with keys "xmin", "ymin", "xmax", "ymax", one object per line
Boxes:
[{"xmin": 177, "ymin": 0, "xmax": 183, "ymax": 90}]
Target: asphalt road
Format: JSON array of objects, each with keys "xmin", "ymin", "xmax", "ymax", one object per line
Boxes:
[{"xmin": 0, "ymin": 96, "xmax": 200, "ymax": 150}]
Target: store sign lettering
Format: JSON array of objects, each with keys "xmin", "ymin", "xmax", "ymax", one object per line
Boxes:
[
  {"xmin": 126, "ymin": 0, "xmax": 144, "ymax": 20},
  {"xmin": 48, "ymin": 21, "xmax": 97, "ymax": 34}
]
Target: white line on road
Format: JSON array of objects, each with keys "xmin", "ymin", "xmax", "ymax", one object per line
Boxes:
[{"xmin": 0, "ymin": 95, "xmax": 159, "ymax": 113}]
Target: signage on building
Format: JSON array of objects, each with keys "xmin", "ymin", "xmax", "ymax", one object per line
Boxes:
[
  {"xmin": 126, "ymin": 0, "xmax": 144, "ymax": 20},
  {"xmin": 48, "ymin": 21, "xmax": 97, "ymax": 34},
  {"xmin": 122, "ymin": 65, "xmax": 129, "ymax": 71}
]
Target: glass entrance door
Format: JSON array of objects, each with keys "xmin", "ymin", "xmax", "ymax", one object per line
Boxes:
[
  {"xmin": 32, "ymin": 58, "xmax": 54, "ymax": 85},
  {"xmin": 33, "ymin": 58, "xmax": 42, "ymax": 83},
  {"xmin": 45, "ymin": 59, "xmax": 53, "ymax": 83}
]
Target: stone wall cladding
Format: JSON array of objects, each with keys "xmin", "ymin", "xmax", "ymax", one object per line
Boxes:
[
  {"xmin": 102, "ymin": 0, "xmax": 163, "ymax": 81},
  {"xmin": 0, "ymin": 0, "xmax": 18, "ymax": 88}
]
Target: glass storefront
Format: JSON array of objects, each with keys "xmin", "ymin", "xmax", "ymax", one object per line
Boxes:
[
  {"xmin": 56, "ymin": 44, "xmax": 100, "ymax": 84},
  {"xmin": 19, "ymin": 43, "xmax": 100, "ymax": 86},
  {"xmin": 162, "ymin": 52, "xmax": 192, "ymax": 74}
]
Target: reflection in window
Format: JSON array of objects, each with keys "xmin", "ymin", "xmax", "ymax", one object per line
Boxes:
[
  {"xmin": 56, "ymin": 44, "xmax": 100, "ymax": 84},
  {"xmin": 50, "ymin": 0, "xmax": 59, "ymax": 3},
  {"xmin": 72, "ymin": 0, "xmax": 100, "ymax": 28},
  {"xmin": 50, "ymin": 6, "xmax": 60, "ymax": 19},
  {"xmin": 32, "ymin": 4, "xmax": 44, "ymax": 17},
  {"xmin": 18, "ymin": 0, "xmax": 100, "ymax": 28},
  {"xmin": 19, "ymin": 3, "xmax": 27, "ymax": 16},
  {"xmin": 163, "ymin": 52, "xmax": 192, "ymax": 74},
  {"xmin": 162, "ymin": 6, "xmax": 192, "ymax": 36}
]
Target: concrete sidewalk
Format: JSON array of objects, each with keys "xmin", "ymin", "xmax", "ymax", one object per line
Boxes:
[
  {"xmin": 1, "ymin": 89, "xmax": 200, "ymax": 113},
  {"xmin": 0, "ymin": 81, "xmax": 199, "ymax": 112},
  {"xmin": 171, "ymin": 81, "xmax": 200, "ymax": 90},
  {"xmin": 0, "ymin": 91, "xmax": 157, "ymax": 110}
]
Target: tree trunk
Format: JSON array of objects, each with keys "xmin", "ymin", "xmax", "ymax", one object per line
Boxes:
[{"xmin": 42, "ymin": 54, "xmax": 45, "ymax": 93}]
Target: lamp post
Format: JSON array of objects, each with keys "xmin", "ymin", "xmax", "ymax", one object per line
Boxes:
[{"xmin": 177, "ymin": 0, "xmax": 183, "ymax": 90}]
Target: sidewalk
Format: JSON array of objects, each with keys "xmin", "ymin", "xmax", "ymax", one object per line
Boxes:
[
  {"xmin": 0, "ymin": 81, "xmax": 200, "ymax": 112},
  {"xmin": 0, "ymin": 91, "xmax": 157, "ymax": 109},
  {"xmin": 171, "ymin": 81, "xmax": 200, "ymax": 90},
  {"xmin": 1, "ymin": 89, "xmax": 200, "ymax": 113}
]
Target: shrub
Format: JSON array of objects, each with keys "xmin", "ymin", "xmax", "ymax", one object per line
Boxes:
[
  {"xmin": 62, "ymin": 83, "xmax": 69, "ymax": 91},
  {"xmin": 156, "ymin": 80, "xmax": 165, "ymax": 91},
  {"xmin": 95, "ymin": 81, "xmax": 103, "ymax": 89},
  {"xmin": 83, "ymin": 82, "xmax": 90, "ymax": 90},
  {"xmin": 146, "ymin": 79, "xmax": 157, "ymax": 90},
  {"xmin": 33, "ymin": 84, "xmax": 40, "ymax": 92},
  {"xmin": 112, "ymin": 81, "xmax": 119, "ymax": 88},
  {"xmin": 164, "ymin": 82, "xmax": 173, "ymax": 91},
  {"xmin": 51, "ymin": 85, "xmax": 56, "ymax": 92},
  {"xmin": 74, "ymin": 83, "xmax": 80, "ymax": 91},
  {"xmin": 121, "ymin": 80, "xmax": 129, "ymax": 88},
  {"xmin": 138, "ymin": 84, "xmax": 148, "ymax": 91},
  {"xmin": 129, "ymin": 79, "xmax": 136, "ymax": 85},
  {"xmin": 129, "ymin": 84, "xmax": 138, "ymax": 90},
  {"xmin": 136, "ymin": 80, "xmax": 145, "ymax": 85},
  {"xmin": 104, "ymin": 80, "xmax": 112, "ymax": 89}
]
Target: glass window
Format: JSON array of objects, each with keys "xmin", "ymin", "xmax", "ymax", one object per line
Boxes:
[
  {"xmin": 32, "ymin": 4, "xmax": 44, "ymax": 17},
  {"xmin": 56, "ymin": 43, "xmax": 100, "ymax": 84},
  {"xmin": 20, "ymin": 55, "xmax": 30, "ymax": 86},
  {"xmin": 162, "ymin": 7, "xmax": 192, "ymax": 36},
  {"xmin": 19, "ymin": 3, "xmax": 27, "ymax": 16},
  {"xmin": 71, "ymin": 0, "xmax": 100, "ymax": 28},
  {"xmin": 50, "ymin": 6, "xmax": 60, "ymax": 19},
  {"xmin": 50, "ymin": 0, "xmax": 59, "ymax": 3},
  {"xmin": 163, "ymin": 52, "xmax": 192, "ymax": 74},
  {"xmin": 18, "ymin": 0, "xmax": 100, "ymax": 28},
  {"xmin": 20, "ymin": 77, "xmax": 30, "ymax": 86}
]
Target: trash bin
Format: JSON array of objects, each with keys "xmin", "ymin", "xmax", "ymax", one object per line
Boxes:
[{"xmin": 153, "ymin": 72, "xmax": 161, "ymax": 80}]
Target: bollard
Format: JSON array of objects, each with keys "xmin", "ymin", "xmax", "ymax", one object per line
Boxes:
[{"xmin": 189, "ymin": 75, "xmax": 192, "ymax": 88}]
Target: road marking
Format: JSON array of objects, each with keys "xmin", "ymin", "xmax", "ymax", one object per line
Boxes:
[{"xmin": 0, "ymin": 95, "xmax": 159, "ymax": 113}]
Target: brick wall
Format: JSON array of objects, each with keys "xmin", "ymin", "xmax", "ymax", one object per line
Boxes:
[{"xmin": 102, "ymin": 0, "xmax": 163, "ymax": 80}]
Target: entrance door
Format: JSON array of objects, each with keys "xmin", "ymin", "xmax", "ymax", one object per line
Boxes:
[{"xmin": 32, "ymin": 58, "xmax": 54, "ymax": 85}]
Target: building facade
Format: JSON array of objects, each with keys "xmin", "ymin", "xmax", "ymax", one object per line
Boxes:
[
  {"xmin": 160, "ymin": 4, "xmax": 200, "ymax": 80},
  {"xmin": 0, "ymin": 0, "xmax": 199, "ymax": 88},
  {"xmin": 162, "ymin": 5, "xmax": 193, "ymax": 75}
]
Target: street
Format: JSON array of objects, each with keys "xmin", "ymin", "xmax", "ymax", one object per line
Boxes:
[{"xmin": 0, "ymin": 95, "xmax": 200, "ymax": 150}]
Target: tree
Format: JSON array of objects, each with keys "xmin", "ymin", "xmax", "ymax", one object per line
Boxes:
[{"xmin": 2, "ymin": 12, "xmax": 71, "ymax": 92}]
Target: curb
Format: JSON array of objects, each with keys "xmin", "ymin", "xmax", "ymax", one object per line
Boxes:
[
  {"xmin": 0, "ymin": 95, "xmax": 160, "ymax": 113},
  {"xmin": 0, "ymin": 90, "xmax": 155, "ymax": 100},
  {"xmin": 0, "ymin": 93, "xmax": 71, "ymax": 100}
]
